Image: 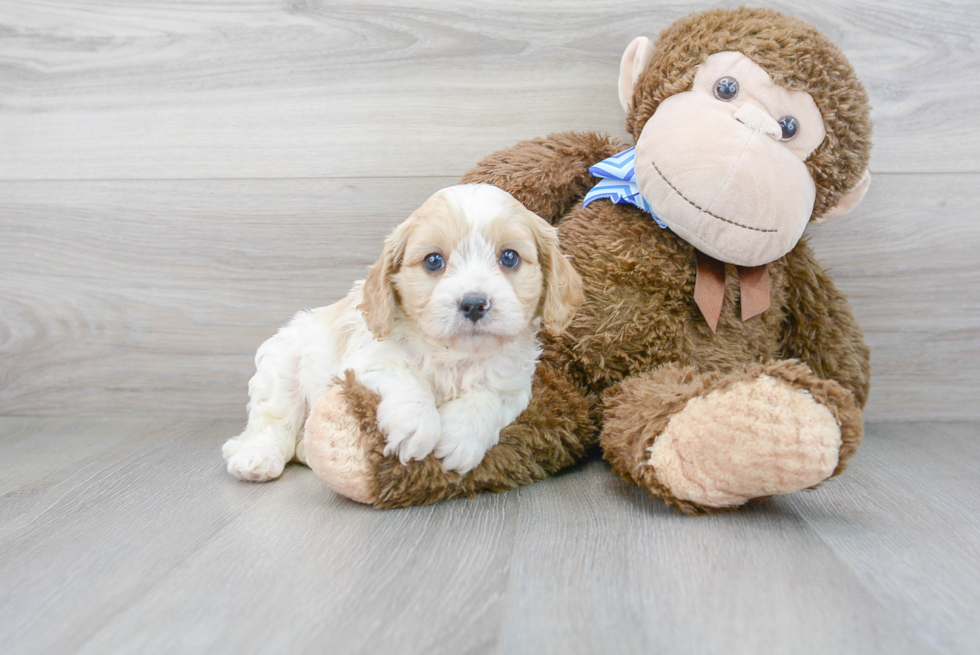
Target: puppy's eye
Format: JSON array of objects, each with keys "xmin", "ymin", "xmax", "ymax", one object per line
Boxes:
[
  {"xmin": 714, "ymin": 77, "xmax": 739, "ymax": 101},
  {"xmin": 422, "ymin": 253, "xmax": 445, "ymax": 273},
  {"xmin": 499, "ymin": 249, "xmax": 520, "ymax": 269}
]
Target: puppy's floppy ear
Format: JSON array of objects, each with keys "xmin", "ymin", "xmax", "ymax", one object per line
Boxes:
[
  {"xmin": 359, "ymin": 219, "xmax": 412, "ymax": 340},
  {"xmin": 529, "ymin": 211, "xmax": 583, "ymax": 335}
]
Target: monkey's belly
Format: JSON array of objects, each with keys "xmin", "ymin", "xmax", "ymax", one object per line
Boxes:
[{"xmin": 555, "ymin": 202, "xmax": 784, "ymax": 392}]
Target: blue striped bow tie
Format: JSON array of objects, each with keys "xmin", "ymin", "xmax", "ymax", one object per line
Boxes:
[{"xmin": 583, "ymin": 147, "xmax": 668, "ymax": 229}]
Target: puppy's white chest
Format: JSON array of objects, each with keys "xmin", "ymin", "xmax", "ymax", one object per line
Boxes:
[
  {"xmin": 426, "ymin": 358, "xmax": 506, "ymax": 406},
  {"xmin": 419, "ymin": 343, "xmax": 536, "ymax": 407}
]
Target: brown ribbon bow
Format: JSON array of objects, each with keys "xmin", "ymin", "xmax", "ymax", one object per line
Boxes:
[{"xmin": 693, "ymin": 250, "xmax": 771, "ymax": 333}]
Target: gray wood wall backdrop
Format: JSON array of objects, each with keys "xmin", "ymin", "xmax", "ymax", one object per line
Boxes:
[{"xmin": 1, "ymin": 0, "xmax": 978, "ymax": 421}]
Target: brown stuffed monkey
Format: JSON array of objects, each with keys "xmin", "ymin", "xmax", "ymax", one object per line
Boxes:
[{"xmin": 300, "ymin": 7, "xmax": 873, "ymax": 514}]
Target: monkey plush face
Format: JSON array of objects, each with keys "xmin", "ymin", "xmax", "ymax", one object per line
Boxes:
[
  {"xmin": 619, "ymin": 8, "xmax": 873, "ymax": 267},
  {"xmin": 633, "ymin": 52, "xmax": 826, "ymax": 266}
]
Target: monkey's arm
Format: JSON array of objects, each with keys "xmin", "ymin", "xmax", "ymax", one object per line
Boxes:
[
  {"xmin": 303, "ymin": 357, "xmax": 597, "ymax": 509},
  {"xmin": 459, "ymin": 131, "xmax": 628, "ymax": 225},
  {"xmin": 779, "ymin": 242, "xmax": 871, "ymax": 407}
]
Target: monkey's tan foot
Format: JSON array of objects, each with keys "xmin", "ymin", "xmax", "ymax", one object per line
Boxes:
[
  {"xmin": 302, "ymin": 383, "xmax": 381, "ymax": 505},
  {"xmin": 648, "ymin": 374, "xmax": 842, "ymax": 508},
  {"xmin": 602, "ymin": 361, "xmax": 862, "ymax": 514}
]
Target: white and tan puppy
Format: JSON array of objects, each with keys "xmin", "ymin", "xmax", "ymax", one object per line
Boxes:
[{"xmin": 223, "ymin": 184, "xmax": 582, "ymax": 482}]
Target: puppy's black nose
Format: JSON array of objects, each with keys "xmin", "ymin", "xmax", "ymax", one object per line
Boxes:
[{"xmin": 459, "ymin": 293, "xmax": 490, "ymax": 323}]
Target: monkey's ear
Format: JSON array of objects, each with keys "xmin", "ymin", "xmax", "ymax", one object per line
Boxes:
[
  {"xmin": 815, "ymin": 169, "xmax": 872, "ymax": 223},
  {"xmin": 618, "ymin": 36, "xmax": 656, "ymax": 113}
]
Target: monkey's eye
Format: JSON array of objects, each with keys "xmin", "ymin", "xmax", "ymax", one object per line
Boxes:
[
  {"xmin": 714, "ymin": 77, "xmax": 739, "ymax": 101},
  {"xmin": 423, "ymin": 253, "xmax": 445, "ymax": 272},
  {"xmin": 778, "ymin": 116, "xmax": 799, "ymax": 141},
  {"xmin": 499, "ymin": 250, "xmax": 521, "ymax": 269}
]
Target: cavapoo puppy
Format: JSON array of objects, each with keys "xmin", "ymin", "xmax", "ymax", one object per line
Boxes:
[{"xmin": 223, "ymin": 183, "xmax": 583, "ymax": 482}]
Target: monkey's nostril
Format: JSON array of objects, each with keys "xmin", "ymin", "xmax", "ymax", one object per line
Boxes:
[{"xmin": 458, "ymin": 293, "xmax": 490, "ymax": 323}]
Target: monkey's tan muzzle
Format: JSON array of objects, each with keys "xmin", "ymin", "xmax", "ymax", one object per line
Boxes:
[{"xmin": 634, "ymin": 92, "xmax": 816, "ymax": 267}]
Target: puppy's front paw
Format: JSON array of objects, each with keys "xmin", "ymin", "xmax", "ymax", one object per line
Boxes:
[
  {"xmin": 376, "ymin": 397, "xmax": 441, "ymax": 464},
  {"xmin": 223, "ymin": 440, "xmax": 286, "ymax": 482},
  {"xmin": 434, "ymin": 400, "xmax": 498, "ymax": 475}
]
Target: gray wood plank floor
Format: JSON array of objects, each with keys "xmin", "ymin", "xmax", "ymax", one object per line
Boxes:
[{"xmin": 0, "ymin": 418, "xmax": 977, "ymax": 655}]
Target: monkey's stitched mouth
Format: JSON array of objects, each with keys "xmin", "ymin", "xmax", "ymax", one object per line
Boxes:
[{"xmin": 650, "ymin": 160, "xmax": 777, "ymax": 234}]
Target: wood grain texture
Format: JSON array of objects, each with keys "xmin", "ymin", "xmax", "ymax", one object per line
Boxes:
[
  {"xmin": 3, "ymin": 418, "xmax": 977, "ymax": 654},
  {"xmin": 0, "ymin": 418, "xmax": 264, "ymax": 654},
  {"xmin": 1, "ymin": 0, "xmax": 978, "ymax": 180},
  {"xmin": 787, "ymin": 422, "xmax": 980, "ymax": 655},
  {"xmin": 0, "ymin": 177, "xmax": 455, "ymax": 417},
  {"xmin": 498, "ymin": 466, "xmax": 929, "ymax": 655},
  {"xmin": 805, "ymin": 173, "xmax": 980, "ymax": 421},
  {"xmin": 2, "ymin": 173, "xmax": 977, "ymax": 420}
]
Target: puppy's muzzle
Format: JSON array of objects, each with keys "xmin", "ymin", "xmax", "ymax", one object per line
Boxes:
[{"xmin": 459, "ymin": 293, "xmax": 490, "ymax": 323}]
